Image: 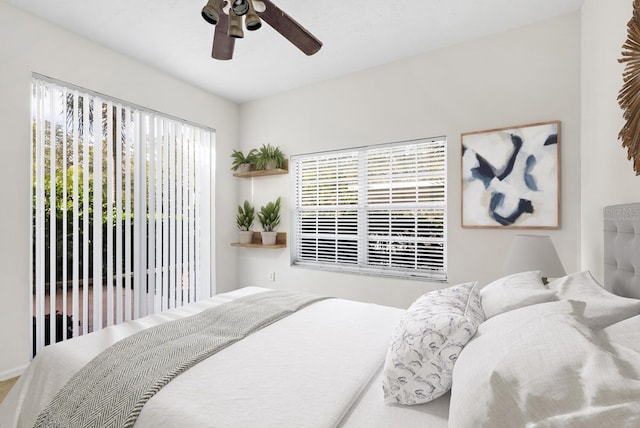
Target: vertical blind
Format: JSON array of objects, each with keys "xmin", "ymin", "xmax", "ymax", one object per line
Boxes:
[
  {"xmin": 31, "ymin": 76, "xmax": 213, "ymax": 355},
  {"xmin": 291, "ymin": 138, "xmax": 446, "ymax": 280}
]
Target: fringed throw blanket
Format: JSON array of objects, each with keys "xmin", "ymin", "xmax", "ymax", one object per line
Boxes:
[{"xmin": 34, "ymin": 290, "xmax": 328, "ymax": 428}]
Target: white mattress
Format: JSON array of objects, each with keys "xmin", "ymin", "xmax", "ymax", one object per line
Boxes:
[
  {"xmin": 0, "ymin": 287, "xmax": 450, "ymax": 428},
  {"xmin": 339, "ymin": 370, "xmax": 450, "ymax": 427}
]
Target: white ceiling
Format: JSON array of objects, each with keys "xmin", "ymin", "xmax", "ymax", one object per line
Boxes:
[{"xmin": 4, "ymin": 0, "xmax": 585, "ymax": 104}]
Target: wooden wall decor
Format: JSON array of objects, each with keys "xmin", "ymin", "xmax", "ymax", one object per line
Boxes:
[{"xmin": 618, "ymin": 0, "xmax": 640, "ymax": 175}]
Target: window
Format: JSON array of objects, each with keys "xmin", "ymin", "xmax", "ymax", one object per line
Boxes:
[
  {"xmin": 291, "ymin": 138, "xmax": 446, "ymax": 280},
  {"xmin": 31, "ymin": 75, "xmax": 214, "ymax": 355}
]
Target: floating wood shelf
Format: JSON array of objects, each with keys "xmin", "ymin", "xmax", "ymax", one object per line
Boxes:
[
  {"xmin": 232, "ymin": 160, "xmax": 289, "ymax": 178},
  {"xmin": 231, "ymin": 232, "xmax": 287, "ymax": 249}
]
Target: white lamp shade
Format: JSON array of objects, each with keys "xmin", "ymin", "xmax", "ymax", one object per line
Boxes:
[{"xmin": 503, "ymin": 235, "xmax": 566, "ymax": 278}]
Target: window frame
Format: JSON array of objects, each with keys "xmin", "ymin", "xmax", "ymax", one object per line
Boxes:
[{"xmin": 290, "ymin": 137, "xmax": 447, "ymax": 281}]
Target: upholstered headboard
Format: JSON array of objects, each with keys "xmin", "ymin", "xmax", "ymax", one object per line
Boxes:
[{"xmin": 604, "ymin": 203, "xmax": 640, "ymax": 299}]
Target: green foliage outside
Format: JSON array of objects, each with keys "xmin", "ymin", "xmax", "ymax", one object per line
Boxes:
[{"xmin": 33, "ymin": 166, "xmax": 133, "ymax": 284}]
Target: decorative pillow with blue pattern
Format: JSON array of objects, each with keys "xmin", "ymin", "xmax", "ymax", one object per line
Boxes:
[{"xmin": 382, "ymin": 281, "xmax": 485, "ymax": 405}]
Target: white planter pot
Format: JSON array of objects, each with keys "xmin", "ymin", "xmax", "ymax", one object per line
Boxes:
[
  {"xmin": 236, "ymin": 163, "xmax": 252, "ymax": 173},
  {"xmin": 261, "ymin": 231, "xmax": 277, "ymax": 246},
  {"xmin": 238, "ymin": 230, "xmax": 253, "ymax": 244}
]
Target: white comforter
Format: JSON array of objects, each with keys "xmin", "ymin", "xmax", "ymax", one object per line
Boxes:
[{"xmin": 0, "ymin": 287, "xmax": 449, "ymax": 428}]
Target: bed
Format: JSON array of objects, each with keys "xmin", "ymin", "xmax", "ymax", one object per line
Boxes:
[
  {"xmin": 0, "ymin": 288, "xmax": 451, "ymax": 427},
  {"xmin": 1, "ymin": 203, "xmax": 640, "ymax": 427}
]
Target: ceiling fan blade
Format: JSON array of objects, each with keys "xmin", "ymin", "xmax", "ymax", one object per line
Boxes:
[
  {"xmin": 212, "ymin": 12, "xmax": 235, "ymax": 60},
  {"xmin": 257, "ymin": 0, "xmax": 322, "ymax": 56}
]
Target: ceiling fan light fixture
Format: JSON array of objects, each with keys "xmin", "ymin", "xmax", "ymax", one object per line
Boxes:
[
  {"xmin": 228, "ymin": 10, "xmax": 245, "ymax": 38},
  {"xmin": 244, "ymin": 0, "xmax": 262, "ymax": 31},
  {"xmin": 206, "ymin": 0, "xmax": 322, "ymax": 60},
  {"xmin": 231, "ymin": 0, "xmax": 249, "ymax": 16},
  {"xmin": 201, "ymin": 0, "xmax": 224, "ymax": 25}
]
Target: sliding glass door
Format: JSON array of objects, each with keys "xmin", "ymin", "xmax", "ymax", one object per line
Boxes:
[{"xmin": 31, "ymin": 76, "xmax": 214, "ymax": 356}]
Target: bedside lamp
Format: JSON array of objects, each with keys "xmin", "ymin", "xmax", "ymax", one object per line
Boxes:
[{"xmin": 503, "ymin": 235, "xmax": 566, "ymax": 283}]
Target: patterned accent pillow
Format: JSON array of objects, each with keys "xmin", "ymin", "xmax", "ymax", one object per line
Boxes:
[{"xmin": 382, "ymin": 282, "xmax": 485, "ymax": 405}]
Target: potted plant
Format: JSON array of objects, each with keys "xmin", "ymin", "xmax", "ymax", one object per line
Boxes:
[
  {"xmin": 231, "ymin": 149, "xmax": 257, "ymax": 173},
  {"xmin": 257, "ymin": 197, "xmax": 281, "ymax": 245},
  {"xmin": 236, "ymin": 200, "xmax": 255, "ymax": 244},
  {"xmin": 254, "ymin": 144, "xmax": 286, "ymax": 171}
]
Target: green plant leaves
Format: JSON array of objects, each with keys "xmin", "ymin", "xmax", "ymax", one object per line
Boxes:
[
  {"xmin": 236, "ymin": 200, "xmax": 255, "ymax": 230},
  {"xmin": 231, "ymin": 145, "xmax": 286, "ymax": 171},
  {"xmin": 254, "ymin": 144, "xmax": 285, "ymax": 170},
  {"xmin": 230, "ymin": 149, "xmax": 258, "ymax": 171},
  {"xmin": 257, "ymin": 196, "xmax": 281, "ymax": 231}
]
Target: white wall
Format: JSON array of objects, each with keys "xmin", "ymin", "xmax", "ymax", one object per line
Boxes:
[
  {"xmin": 238, "ymin": 13, "xmax": 582, "ymax": 308},
  {"xmin": 0, "ymin": 3, "xmax": 240, "ymax": 380},
  {"xmin": 581, "ymin": 0, "xmax": 640, "ymax": 282}
]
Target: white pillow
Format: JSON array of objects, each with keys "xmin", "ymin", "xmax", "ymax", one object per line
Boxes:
[
  {"xmin": 476, "ymin": 299, "xmax": 584, "ymax": 338},
  {"xmin": 547, "ymin": 271, "xmax": 640, "ymax": 328},
  {"xmin": 382, "ymin": 282, "xmax": 484, "ymax": 405},
  {"xmin": 602, "ymin": 315, "xmax": 640, "ymax": 353},
  {"xmin": 450, "ymin": 300, "xmax": 640, "ymax": 428},
  {"xmin": 480, "ymin": 271, "xmax": 557, "ymax": 319}
]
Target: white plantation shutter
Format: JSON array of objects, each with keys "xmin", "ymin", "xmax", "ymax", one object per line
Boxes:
[
  {"xmin": 291, "ymin": 138, "xmax": 446, "ymax": 280},
  {"xmin": 31, "ymin": 75, "xmax": 214, "ymax": 356}
]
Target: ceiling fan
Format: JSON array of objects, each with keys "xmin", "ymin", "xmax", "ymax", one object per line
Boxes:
[{"xmin": 201, "ymin": 0, "xmax": 323, "ymax": 60}]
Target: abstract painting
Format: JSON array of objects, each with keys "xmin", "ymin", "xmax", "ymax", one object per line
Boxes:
[{"xmin": 461, "ymin": 121, "xmax": 560, "ymax": 228}]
